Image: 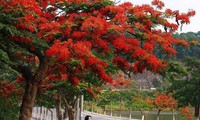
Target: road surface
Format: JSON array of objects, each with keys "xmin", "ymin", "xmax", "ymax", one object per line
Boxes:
[{"xmin": 32, "ymin": 107, "xmax": 139, "ymax": 120}]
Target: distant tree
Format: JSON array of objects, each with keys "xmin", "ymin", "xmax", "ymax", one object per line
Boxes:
[
  {"xmin": 169, "ymin": 57, "xmax": 200, "ymax": 120},
  {"xmin": 152, "ymin": 78, "xmax": 162, "ymax": 89},
  {"xmin": 130, "ymin": 93, "xmax": 153, "ymax": 120},
  {"xmin": 179, "ymin": 107, "xmax": 193, "ymax": 120},
  {"xmin": 148, "ymin": 93, "xmax": 177, "ymax": 120},
  {"xmin": 173, "ymin": 32, "xmax": 200, "ymax": 59}
]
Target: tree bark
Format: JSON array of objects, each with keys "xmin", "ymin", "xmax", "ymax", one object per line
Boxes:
[
  {"xmin": 19, "ymin": 82, "xmax": 39, "ymax": 120},
  {"xmin": 172, "ymin": 109, "xmax": 175, "ymax": 120},
  {"xmin": 129, "ymin": 108, "xmax": 131, "ymax": 120},
  {"xmin": 103, "ymin": 105, "xmax": 106, "ymax": 115},
  {"xmin": 156, "ymin": 109, "xmax": 161, "ymax": 120},
  {"xmin": 63, "ymin": 106, "xmax": 68, "ymax": 119},
  {"xmin": 139, "ymin": 109, "xmax": 145, "ymax": 120},
  {"xmin": 19, "ymin": 57, "xmax": 48, "ymax": 120},
  {"xmin": 63, "ymin": 97, "xmax": 76, "ymax": 120},
  {"xmin": 55, "ymin": 93, "xmax": 63, "ymax": 120},
  {"xmin": 68, "ymin": 107, "xmax": 75, "ymax": 120},
  {"xmin": 110, "ymin": 101, "xmax": 112, "ymax": 116},
  {"xmin": 47, "ymin": 108, "xmax": 53, "ymax": 120},
  {"xmin": 195, "ymin": 105, "xmax": 200, "ymax": 120}
]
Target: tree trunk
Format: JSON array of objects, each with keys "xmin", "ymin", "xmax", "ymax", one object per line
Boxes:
[
  {"xmin": 47, "ymin": 108, "xmax": 53, "ymax": 120},
  {"xmin": 172, "ymin": 109, "xmax": 175, "ymax": 120},
  {"xmin": 110, "ymin": 101, "xmax": 112, "ymax": 116},
  {"xmin": 63, "ymin": 106, "xmax": 68, "ymax": 119},
  {"xmin": 40, "ymin": 106, "xmax": 43, "ymax": 120},
  {"xmin": 129, "ymin": 108, "xmax": 131, "ymax": 120},
  {"xmin": 139, "ymin": 109, "xmax": 145, "ymax": 120},
  {"xmin": 103, "ymin": 105, "xmax": 106, "ymax": 115},
  {"xmin": 156, "ymin": 110, "xmax": 161, "ymax": 120},
  {"xmin": 19, "ymin": 57, "xmax": 48, "ymax": 120},
  {"xmin": 55, "ymin": 93, "xmax": 63, "ymax": 120},
  {"xmin": 68, "ymin": 108, "xmax": 75, "ymax": 120},
  {"xmin": 63, "ymin": 97, "xmax": 76, "ymax": 120},
  {"xmin": 19, "ymin": 82, "xmax": 39, "ymax": 120},
  {"xmin": 195, "ymin": 105, "xmax": 200, "ymax": 120}
]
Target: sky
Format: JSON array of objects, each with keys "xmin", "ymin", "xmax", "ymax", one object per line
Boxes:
[{"xmin": 119, "ymin": 0, "xmax": 200, "ymax": 33}]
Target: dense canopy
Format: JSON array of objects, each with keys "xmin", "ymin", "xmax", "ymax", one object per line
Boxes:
[{"xmin": 0, "ymin": 0, "xmax": 195, "ymax": 120}]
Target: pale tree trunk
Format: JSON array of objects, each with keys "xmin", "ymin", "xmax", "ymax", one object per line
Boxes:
[
  {"xmin": 36, "ymin": 107, "xmax": 39, "ymax": 119},
  {"xmin": 172, "ymin": 109, "xmax": 175, "ymax": 120},
  {"xmin": 19, "ymin": 57, "xmax": 48, "ymax": 120},
  {"xmin": 156, "ymin": 109, "xmax": 161, "ymax": 120},
  {"xmin": 110, "ymin": 101, "xmax": 112, "ymax": 116},
  {"xmin": 46, "ymin": 108, "xmax": 48, "ymax": 120},
  {"xmin": 63, "ymin": 97, "xmax": 78, "ymax": 120},
  {"xmin": 40, "ymin": 106, "xmax": 43, "ymax": 120},
  {"xmin": 139, "ymin": 109, "xmax": 145, "ymax": 120},
  {"xmin": 195, "ymin": 105, "xmax": 200, "ymax": 120},
  {"xmin": 119, "ymin": 100, "xmax": 122, "ymax": 117},
  {"xmin": 103, "ymin": 105, "xmax": 106, "ymax": 115},
  {"xmin": 129, "ymin": 108, "xmax": 131, "ymax": 120},
  {"xmin": 63, "ymin": 106, "xmax": 68, "ymax": 119},
  {"xmin": 55, "ymin": 93, "xmax": 63, "ymax": 120},
  {"xmin": 47, "ymin": 108, "xmax": 53, "ymax": 120},
  {"xmin": 91, "ymin": 102, "xmax": 93, "ymax": 113}
]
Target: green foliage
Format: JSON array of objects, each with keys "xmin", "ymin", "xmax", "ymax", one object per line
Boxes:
[
  {"xmin": 0, "ymin": 96, "xmax": 20, "ymax": 120},
  {"xmin": 173, "ymin": 32, "xmax": 200, "ymax": 60},
  {"xmin": 130, "ymin": 99, "xmax": 150, "ymax": 111},
  {"xmin": 95, "ymin": 90, "xmax": 139, "ymax": 110},
  {"xmin": 168, "ymin": 57, "xmax": 200, "ymax": 107},
  {"xmin": 152, "ymin": 78, "xmax": 162, "ymax": 89},
  {"xmin": 90, "ymin": 90, "xmax": 156, "ymax": 111}
]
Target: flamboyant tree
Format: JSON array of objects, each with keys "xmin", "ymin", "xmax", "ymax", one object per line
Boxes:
[
  {"xmin": 148, "ymin": 93, "xmax": 177, "ymax": 120},
  {"xmin": 0, "ymin": 0, "xmax": 195, "ymax": 120},
  {"xmin": 179, "ymin": 107, "xmax": 193, "ymax": 120}
]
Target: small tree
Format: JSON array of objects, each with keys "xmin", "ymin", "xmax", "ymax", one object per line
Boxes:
[
  {"xmin": 130, "ymin": 94, "xmax": 153, "ymax": 120},
  {"xmin": 179, "ymin": 107, "xmax": 193, "ymax": 120},
  {"xmin": 149, "ymin": 93, "xmax": 177, "ymax": 120}
]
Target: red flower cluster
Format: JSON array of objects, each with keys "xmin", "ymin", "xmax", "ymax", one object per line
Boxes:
[
  {"xmin": 0, "ymin": 82, "xmax": 18, "ymax": 98},
  {"xmin": 152, "ymin": 0, "xmax": 165, "ymax": 9},
  {"xmin": 146, "ymin": 55, "xmax": 162, "ymax": 72},
  {"xmin": 133, "ymin": 61, "xmax": 146, "ymax": 73},
  {"xmin": 11, "ymin": 36, "xmax": 33, "ymax": 44},
  {"xmin": 113, "ymin": 57, "xmax": 130, "ymax": 70},
  {"xmin": 46, "ymin": 40, "xmax": 69, "ymax": 62},
  {"xmin": 133, "ymin": 48, "xmax": 148, "ymax": 60},
  {"xmin": 152, "ymin": 93, "xmax": 177, "ymax": 110},
  {"xmin": 180, "ymin": 107, "xmax": 193, "ymax": 120}
]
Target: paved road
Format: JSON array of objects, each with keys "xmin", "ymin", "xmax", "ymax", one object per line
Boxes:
[
  {"xmin": 32, "ymin": 107, "xmax": 139, "ymax": 120},
  {"xmin": 83, "ymin": 111, "xmax": 139, "ymax": 120}
]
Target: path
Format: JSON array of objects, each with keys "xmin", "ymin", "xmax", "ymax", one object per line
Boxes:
[{"xmin": 32, "ymin": 107, "xmax": 140, "ymax": 120}]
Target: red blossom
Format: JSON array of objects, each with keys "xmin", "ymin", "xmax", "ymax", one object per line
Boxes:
[
  {"xmin": 16, "ymin": 76, "xmax": 25, "ymax": 83},
  {"xmin": 132, "ymin": 48, "xmax": 148, "ymax": 60},
  {"xmin": 113, "ymin": 57, "xmax": 130, "ymax": 70},
  {"xmin": 152, "ymin": 0, "xmax": 165, "ymax": 9},
  {"xmin": 143, "ymin": 42, "xmax": 154, "ymax": 53},
  {"xmin": 133, "ymin": 61, "xmax": 146, "ymax": 73},
  {"xmin": 146, "ymin": 55, "xmax": 162, "ymax": 72},
  {"xmin": 165, "ymin": 9, "xmax": 173, "ymax": 15},
  {"xmin": 70, "ymin": 76, "xmax": 79, "ymax": 87},
  {"xmin": 45, "ymin": 40, "xmax": 70, "ymax": 62}
]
